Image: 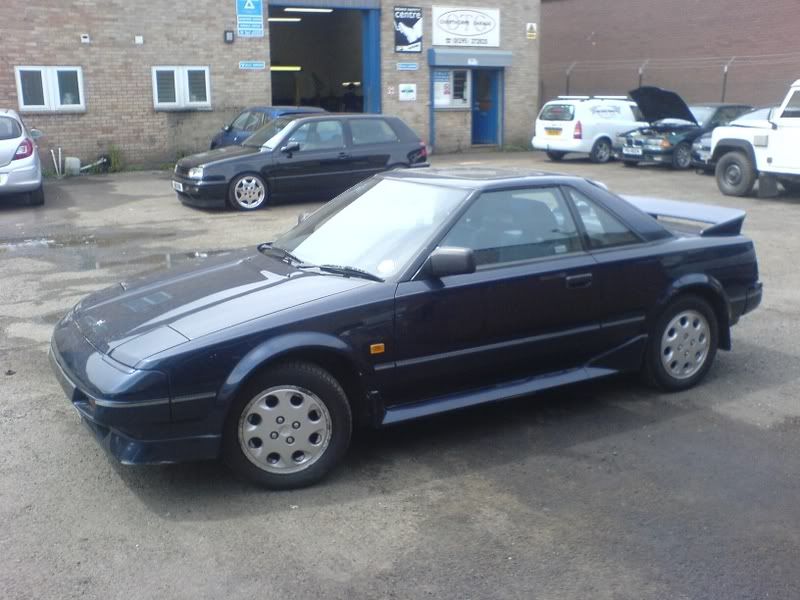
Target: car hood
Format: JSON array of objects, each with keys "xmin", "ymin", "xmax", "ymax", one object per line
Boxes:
[
  {"xmin": 630, "ymin": 86, "xmax": 697, "ymax": 125},
  {"xmin": 71, "ymin": 249, "xmax": 371, "ymax": 367},
  {"xmin": 177, "ymin": 144, "xmax": 262, "ymax": 169}
]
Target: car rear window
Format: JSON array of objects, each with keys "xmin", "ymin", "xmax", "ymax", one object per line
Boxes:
[
  {"xmin": 0, "ymin": 117, "xmax": 21, "ymax": 140},
  {"xmin": 539, "ymin": 104, "xmax": 575, "ymax": 121},
  {"xmin": 350, "ymin": 119, "xmax": 400, "ymax": 145}
]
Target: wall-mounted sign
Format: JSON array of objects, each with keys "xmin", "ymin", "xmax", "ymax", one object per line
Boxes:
[
  {"xmin": 239, "ymin": 60, "xmax": 266, "ymax": 70},
  {"xmin": 432, "ymin": 6, "xmax": 500, "ymax": 47},
  {"xmin": 433, "ymin": 70, "xmax": 451, "ymax": 106},
  {"xmin": 396, "ymin": 62, "xmax": 419, "ymax": 71},
  {"xmin": 236, "ymin": 0, "xmax": 264, "ymax": 38},
  {"xmin": 394, "ymin": 7, "xmax": 423, "ymax": 53},
  {"xmin": 399, "ymin": 83, "xmax": 417, "ymax": 101},
  {"xmin": 526, "ymin": 22, "xmax": 537, "ymax": 40}
]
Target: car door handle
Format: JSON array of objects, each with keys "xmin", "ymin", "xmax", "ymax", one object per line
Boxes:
[
  {"xmin": 565, "ymin": 273, "xmax": 593, "ymax": 289},
  {"xmin": 338, "ymin": 152, "xmax": 351, "ymax": 159}
]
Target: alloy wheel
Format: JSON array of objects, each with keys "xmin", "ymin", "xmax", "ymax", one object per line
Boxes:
[
  {"xmin": 660, "ymin": 310, "xmax": 710, "ymax": 380},
  {"xmin": 233, "ymin": 176, "xmax": 267, "ymax": 209}
]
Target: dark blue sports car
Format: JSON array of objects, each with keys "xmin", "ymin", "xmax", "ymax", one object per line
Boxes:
[
  {"xmin": 209, "ymin": 105, "xmax": 326, "ymax": 149},
  {"xmin": 50, "ymin": 169, "xmax": 763, "ymax": 488}
]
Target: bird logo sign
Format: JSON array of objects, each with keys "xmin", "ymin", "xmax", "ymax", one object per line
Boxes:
[{"xmin": 394, "ymin": 6, "xmax": 423, "ymax": 53}]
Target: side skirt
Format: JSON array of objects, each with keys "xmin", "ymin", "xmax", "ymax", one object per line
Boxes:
[{"xmin": 380, "ymin": 335, "xmax": 648, "ymax": 426}]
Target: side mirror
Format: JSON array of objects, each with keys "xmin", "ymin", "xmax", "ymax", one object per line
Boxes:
[
  {"xmin": 222, "ymin": 124, "xmax": 231, "ymax": 132},
  {"xmin": 297, "ymin": 211, "xmax": 312, "ymax": 225},
  {"xmin": 281, "ymin": 141, "xmax": 301, "ymax": 155},
  {"xmin": 428, "ymin": 247, "xmax": 476, "ymax": 279},
  {"xmin": 29, "ymin": 128, "xmax": 43, "ymax": 139},
  {"xmin": 767, "ymin": 107, "xmax": 778, "ymax": 130}
]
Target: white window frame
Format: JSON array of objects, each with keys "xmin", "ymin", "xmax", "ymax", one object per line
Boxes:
[
  {"xmin": 151, "ymin": 66, "xmax": 211, "ymax": 111},
  {"xmin": 434, "ymin": 68, "xmax": 471, "ymax": 109},
  {"xmin": 14, "ymin": 66, "xmax": 86, "ymax": 113}
]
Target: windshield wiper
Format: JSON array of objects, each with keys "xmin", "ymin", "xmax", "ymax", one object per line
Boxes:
[
  {"xmin": 315, "ymin": 264, "xmax": 384, "ymax": 282},
  {"xmin": 258, "ymin": 242, "xmax": 306, "ymax": 265}
]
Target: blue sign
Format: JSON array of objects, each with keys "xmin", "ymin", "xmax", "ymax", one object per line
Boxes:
[
  {"xmin": 396, "ymin": 62, "xmax": 419, "ymax": 71},
  {"xmin": 239, "ymin": 60, "xmax": 266, "ymax": 70},
  {"xmin": 236, "ymin": 0, "xmax": 264, "ymax": 38}
]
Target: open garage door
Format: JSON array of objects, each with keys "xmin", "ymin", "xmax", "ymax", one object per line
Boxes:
[{"xmin": 269, "ymin": 3, "xmax": 380, "ymax": 113}]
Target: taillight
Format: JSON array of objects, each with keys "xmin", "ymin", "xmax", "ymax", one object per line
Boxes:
[
  {"xmin": 14, "ymin": 139, "xmax": 33, "ymax": 161},
  {"xmin": 573, "ymin": 121, "xmax": 583, "ymax": 139},
  {"xmin": 419, "ymin": 141, "xmax": 428, "ymax": 159}
]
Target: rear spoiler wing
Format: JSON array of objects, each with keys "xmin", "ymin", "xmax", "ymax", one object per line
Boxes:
[{"xmin": 622, "ymin": 195, "xmax": 746, "ymax": 236}]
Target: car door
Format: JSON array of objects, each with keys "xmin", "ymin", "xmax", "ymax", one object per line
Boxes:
[
  {"xmin": 561, "ymin": 185, "xmax": 666, "ymax": 351},
  {"xmin": 386, "ymin": 185, "xmax": 605, "ymax": 405},
  {"xmin": 268, "ymin": 119, "xmax": 354, "ymax": 198},
  {"xmin": 771, "ymin": 90, "xmax": 800, "ymax": 173},
  {"xmin": 345, "ymin": 118, "xmax": 401, "ymax": 186}
]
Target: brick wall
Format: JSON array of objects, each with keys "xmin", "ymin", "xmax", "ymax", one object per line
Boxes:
[
  {"xmin": 0, "ymin": 1, "xmax": 271, "ymax": 168},
  {"xmin": 540, "ymin": 0, "xmax": 800, "ymax": 107}
]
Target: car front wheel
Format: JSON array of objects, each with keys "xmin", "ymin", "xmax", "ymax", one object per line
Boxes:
[
  {"xmin": 715, "ymin": 151, "xmax": 756, "ymax": 197},
  {"xmin": 228, "ymin": 173, "xmax": 269, "ymax": 211},
  {"xmin": 643, "ymin": 295, "xmax": 718, "ymax": 391},
  {"xmin": 223, "ymin": 362, "xmax": 353, "ymax": 489},
  {"xmin": 671, "ymin": 142, "xmax": 692, "ymax": 169}
]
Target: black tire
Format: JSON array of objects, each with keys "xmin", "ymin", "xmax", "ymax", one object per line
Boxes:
[
  {"xmin": 642, "ymin": 294, "xmax": 719, "ymax": 392},
  {"xmin": 222, "ymin": 361, "xmax": 353, "ymax": 489},
  {"xmin": 589, "ymin": 138, "xmax": 612, "ymax": 164},
  {"xmin": 671, "ymin": 142, "xmax": 692, "ymax": 169},
  {"xmin": 546, "ymin": 150, "xmax": 565, "ymax": 161},
  {"xmin": 622, "ymin": 160, "xmax": 638, "ymax": 168},
  {"xmin": 228, "ymin": 173, "xmax": 269, "ymax": 211},
  {"xmin": 715, "ymin": 151, "xmax": 756, "ymax": 197},
  {"xmin": 27, "ymin": 184, "xmax": 45, "ymax": 206},
  {"xmin": 779, "ymin": 178, "xmax": 800, "ymax": 195}
]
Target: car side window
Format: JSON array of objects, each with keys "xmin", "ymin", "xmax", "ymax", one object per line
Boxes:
[
  {"xmin": 243, "ymin": 112, "xmax": 263, "ymax": 132},
  {"xmin": 231, "ymin": 111, "xmax": 251, "ymax": 130},
  {"xmin": 564, "ymin": 188, "xmax": 640, "ymax": 249},
  {"xmin": 350, "ymin": 119, "xmax": 400, "ymax": 145},
  {"xmin": 288, "ymin": 120, "xmax": 345, "ymax": 151},
  {"xmin": 781, "ymin": 91, "xmax": 800, "ymax": 118},
  {"xmin": 440, "ymin": 187, "xmax": 583, "ymax": 267}
]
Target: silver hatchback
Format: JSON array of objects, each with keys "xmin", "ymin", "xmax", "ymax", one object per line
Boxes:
[{"xmin": 0, "ymin": 109, "xmax": 44, "ymax": 205}]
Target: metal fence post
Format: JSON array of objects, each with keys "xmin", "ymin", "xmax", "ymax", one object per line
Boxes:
[
  {"xmin": 721, "ymin": 57, "xmax": 736, "ymax": 102},
  {"xmin": 565, "ymin": 62, "xmax": 576, "ymax": 95},
  {"xmin": 638, "ymin": 59, "xmax": 649, "ymax": 88}
]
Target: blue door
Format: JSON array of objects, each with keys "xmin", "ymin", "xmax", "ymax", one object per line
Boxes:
[{"xmin": 471, "ymin": 70, "xmax": 500, "ymax": 145}]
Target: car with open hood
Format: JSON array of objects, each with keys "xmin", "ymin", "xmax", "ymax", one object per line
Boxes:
[
  {"xmin": 616, "ymin": 87, "xmax": 751, "ymax": 169},
  {"xmin": 51, "ymin": 168, "xmax": 763, "ymax": 489}
]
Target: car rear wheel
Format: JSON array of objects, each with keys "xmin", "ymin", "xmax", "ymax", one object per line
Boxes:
[
  {"xmin": 27, "ymin": 184, "xmax": 45, "ymax": 206},
  {"xmin": 546, "ymin": 151, "xmax": 565, "ymax": 161},
  {"xmin": 228, "ymin": 173, "xmax": 268, "ymax": 211},
  {"xmin": 643, "ymin": 294, "xmax": 718, "ymax": 392},
  {"xmin": 716, "ymin": 151, "xmax": 756, "ymax": 197},
  {"xmin": 223, "ymin": 362, "xmax": 352, "ymax": 489},
  {"xmin": 589, "ymin": 138, "xmax": 612, "ymax": 163},
  {"xmin": 671, "ymin": 142, "xmax": 692, "ymax": 169}
]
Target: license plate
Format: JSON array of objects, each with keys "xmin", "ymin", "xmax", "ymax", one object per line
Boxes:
[
  {"xmin": 172, "ymin": 181, "xmax": 184, "ymax": 192},
  {"xmin": 545, "ymin": 129, "xmax": 562, "ymax": 136},
  {"xmin": 622, "ymin": 147, "xmax": 643, "ymax": 156}
]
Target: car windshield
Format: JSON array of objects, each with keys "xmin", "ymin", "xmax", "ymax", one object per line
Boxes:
[
  {"xmin": 689, "ymin": 106, "xmax": 715, "ymax": 126},
  {"xmin": 272, "ymin": 178, "xmax": 468, "ymax": 279},
  {"xmin": 243, "ymin": 116, "xmax": 295, "ymax": 148},
  {"xmin": 732, "ymin": 107, "xmax": 772, "ymax": 123}
]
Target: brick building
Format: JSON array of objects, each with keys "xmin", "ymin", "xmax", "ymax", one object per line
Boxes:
[
  {"xmin": 0, "ymin": 0, "xmax": 541, "ymax": 169},
  {"xmin": 540, "ymin": 0, "xmax": 800, "ymax": 108}
]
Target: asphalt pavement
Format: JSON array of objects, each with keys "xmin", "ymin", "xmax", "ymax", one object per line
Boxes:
[{"xmin": 1, "ymin": 152, "xmax": 799, "ymax": 599}]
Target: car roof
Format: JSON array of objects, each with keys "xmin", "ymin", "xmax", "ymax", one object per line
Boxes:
[
  {"xmin": 288, "ymin": 113, "xmax": 397, "ymax": 123},
  {"xmin": 381, "ymin": 167, "xmax": 589, "ymax": 190},
  {"xmin": 0, "ymin": 108, "xmax": 21, "ymax": 120},
  {"xmin": 246, "ymin": 106, "xmax": 326, "ymax": 114},
  {"xmin": 689, "ymin": 103, "xmax": 752, "ymax": 109}
]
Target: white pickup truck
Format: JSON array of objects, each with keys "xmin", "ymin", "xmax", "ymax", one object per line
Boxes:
[{"xmin": 710, "ymin": 80, "xmax": 800, "ymax": 196}]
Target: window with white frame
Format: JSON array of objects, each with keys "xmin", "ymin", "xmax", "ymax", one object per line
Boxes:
[
  {"xmin": 14, "ymin": 66, "xmax": 85, "ymax": 112},
  {"xmin": 433, "ymin": 69, "xmax": 471, "ymax": 109},
  {"xmin": 151, "ymin": 66, "xmax": 211, "ymax": 110}
]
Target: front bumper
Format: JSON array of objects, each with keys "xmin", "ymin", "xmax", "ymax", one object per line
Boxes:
[
  {"xmin": 0, "ymin": 157, "xmax": 42, "ymax": 194},
  {"xmin": 691, "ymin": 149, "xmax": 714, "ymax": 171},
  {"xmin": 49, "ymin": 324, "xmax": 221, "ymax": 465},
  {"xmin": 171, "ymin": 176, "xmax": 228, "ymax": 209}
]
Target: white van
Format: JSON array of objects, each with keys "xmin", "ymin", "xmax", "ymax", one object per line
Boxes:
[{"xmin": 532, "ymin": 96, "xmax": 646, "ymax": 163}]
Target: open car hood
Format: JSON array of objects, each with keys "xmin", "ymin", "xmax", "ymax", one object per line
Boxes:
[{"xmin": 630, "ymin": 86, "xmax": 697, "ymax": 125}]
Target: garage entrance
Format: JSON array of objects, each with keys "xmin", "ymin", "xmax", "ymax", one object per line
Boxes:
[{"xmin": 268, "ymin": 4, "xmax": 380, "ymax": 113}]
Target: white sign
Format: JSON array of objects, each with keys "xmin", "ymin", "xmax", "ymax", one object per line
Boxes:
[
  {"xmin": 432, "ymin": 6, "xmax": 500, "ymax": 47},
  {"xmin": 236, "ymin": 0, "xmax": 264, "ymax": 38},
  {"xmin": 398, "ymin": 83, "xmax": 417, "ymax": 102}
]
